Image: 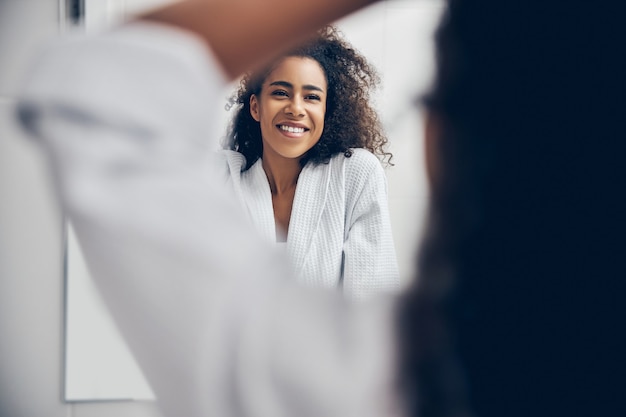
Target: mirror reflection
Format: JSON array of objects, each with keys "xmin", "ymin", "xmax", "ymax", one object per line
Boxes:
[{"xmin": 64, "ymin": 0, "xmax": 443, "ymax": 402}]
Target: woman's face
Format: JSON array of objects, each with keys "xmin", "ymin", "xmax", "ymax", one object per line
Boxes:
[{"xmin": 250, "ymin": 56, "xmax": 327, "ymax": 162}]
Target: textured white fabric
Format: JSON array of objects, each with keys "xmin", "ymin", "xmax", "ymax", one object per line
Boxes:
[
  {"xmin": 221, "ymin": 149, "xmax": 399, "ymax": 301},
  {"xmin": 17, "ymin": 22, "xmax": 401, "ymax": 417}
]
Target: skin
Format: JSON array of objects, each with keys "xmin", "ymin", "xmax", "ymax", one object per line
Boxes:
[
  {"xmin": 141, "ymin": 0, "xmax": 379, "ymax": 79},
  {"xmin": 250, "ymin": 57, "xmax": 328, "ymax": 240}
]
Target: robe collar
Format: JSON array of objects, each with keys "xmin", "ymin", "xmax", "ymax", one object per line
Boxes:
[{"xmin": 236, "ymin": 157, "xmax": 331, "ymax": 274}]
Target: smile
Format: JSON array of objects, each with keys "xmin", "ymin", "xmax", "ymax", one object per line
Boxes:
[{"xmin": 278, "ymin": 125, "xmax": 308, "ymax": 134}]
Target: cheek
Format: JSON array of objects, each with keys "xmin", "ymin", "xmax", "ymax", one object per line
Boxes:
[
  {"xmin": 316, "ymin": 105, "xmax": 327, "ymax": 129},
  {"xmin": 316, "ymin": 108, "xmax": 327, "ymax": 137}
]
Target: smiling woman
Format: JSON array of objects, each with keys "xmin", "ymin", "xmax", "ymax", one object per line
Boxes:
[{"xmin": 223, "ymin": 26, "xmax": 399, "ymax": 301}]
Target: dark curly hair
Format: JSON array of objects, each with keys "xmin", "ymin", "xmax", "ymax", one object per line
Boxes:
[
  {"xmin": 397, "ymin": 2, "xmax": 625, "ymax": 417},
  {"xmin": 225, "ymin": 25, "xmax": 392, "ymax": 170}
]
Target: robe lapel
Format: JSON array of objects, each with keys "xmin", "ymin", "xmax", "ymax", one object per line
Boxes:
[
  {"xmin": 240, "ymin": 160, "xmax": 276, "ymax": 242},
  {"xmin": 287, "ymin": 162, "xmax": 331, "ymax": 274}
]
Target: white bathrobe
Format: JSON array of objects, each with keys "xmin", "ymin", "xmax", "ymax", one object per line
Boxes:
[{"xmin": 221, "ymin": 149, "xmax": 399, "ymax": 301}]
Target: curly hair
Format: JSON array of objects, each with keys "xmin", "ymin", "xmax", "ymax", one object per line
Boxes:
[{"xmin": 225, "ymin": 26, "xmax": 392, "ymax": 170}]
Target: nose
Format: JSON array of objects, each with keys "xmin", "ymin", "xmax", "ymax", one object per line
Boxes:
[{"xmin": 285, "ymin": 96, "xmax": 305, "ymax": 117}]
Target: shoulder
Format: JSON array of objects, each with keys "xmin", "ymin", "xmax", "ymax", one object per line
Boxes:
[
  {"xmin": 339, "ymin": 148, "xmax": 385, "ymax": 183},
  {"xmin": 208, "ymin": 150, "xmax": 248, "ymax": 185},
  {"xmin": 219, "ymin": 150, "xmax": 247, "ymax": 173},
  {"xmin": 327, "ymin": 149, "xmax": 388, "ymax": 203}
]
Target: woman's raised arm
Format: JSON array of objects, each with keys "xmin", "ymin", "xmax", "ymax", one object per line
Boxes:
[{"xmin": 140, "ymin": 0, "xmax": 379, "ymax": 78}]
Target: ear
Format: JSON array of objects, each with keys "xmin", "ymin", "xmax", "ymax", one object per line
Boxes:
[{"xmin": 250, "ymin": 94, "xmax": 260, "ymax": 122}]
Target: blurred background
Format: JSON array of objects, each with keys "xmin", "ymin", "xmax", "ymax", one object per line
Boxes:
[{"xmin": 0, "ymin": 0, "xmax": 443, "ymax": 415}]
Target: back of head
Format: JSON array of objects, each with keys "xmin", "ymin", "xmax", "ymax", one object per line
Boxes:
[{"xmin": 399, "ymin": 1, "xmax": 625, "ymax": 417}]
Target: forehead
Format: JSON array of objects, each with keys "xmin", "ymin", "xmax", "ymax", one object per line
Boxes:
[{"xmin": 264, "ymin": 56, "xmax": 327, "ymax": 90}]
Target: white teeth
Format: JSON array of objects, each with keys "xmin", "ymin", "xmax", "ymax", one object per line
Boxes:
[{"xmin": 280, "ymin": 125, "xmax": 305, "ymax": 133}]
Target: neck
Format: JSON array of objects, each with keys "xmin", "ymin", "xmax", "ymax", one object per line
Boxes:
[{"xmin": 261, "ymin": 155, "xmax": 302, "ymax": 195}]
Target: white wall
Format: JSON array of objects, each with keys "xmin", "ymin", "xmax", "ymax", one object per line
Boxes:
[
  {"xmin": 0, "ymin": 1, "xmax": 442, "ymax": 416},
  {"xmin": 0, "ymin": 1, "xmax": 67, "ymax": 415}
]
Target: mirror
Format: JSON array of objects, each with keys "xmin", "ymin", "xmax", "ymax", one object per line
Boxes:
[{"xmin": 63, "ymin": 0, "xmax": 444, "ymax": 402}]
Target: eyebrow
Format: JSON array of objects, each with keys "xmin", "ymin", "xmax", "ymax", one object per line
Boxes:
[{"xmin": 269, "ymin": 80, "xmax": 325, "ymax": 93}]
